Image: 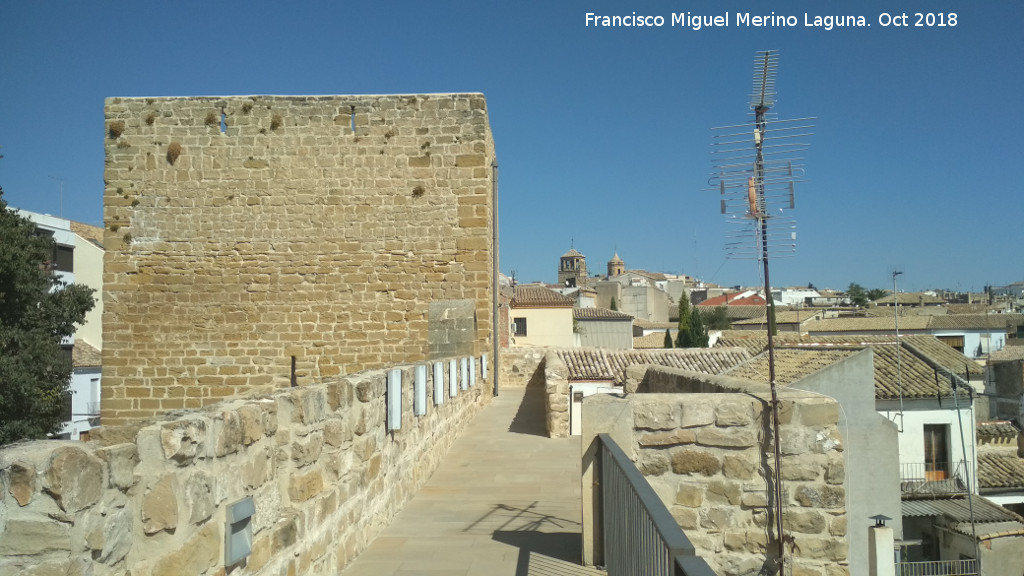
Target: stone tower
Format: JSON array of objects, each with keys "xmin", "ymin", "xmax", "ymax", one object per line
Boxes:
[
  {"xmin": 607, "ymin": 252, "xmax": 625, "ymax": 277},
  {"xmin": 558, "ymin": 248, "xmax": 587, "ymax": 287},
  {"xmin": 101, "ymin": 93, "xmax": 496, "ymax": 425}
]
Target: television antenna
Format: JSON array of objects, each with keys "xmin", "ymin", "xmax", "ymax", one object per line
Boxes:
[{"xmin": 708, "ymin": 50, "xmax": 814, "ymax": 576}]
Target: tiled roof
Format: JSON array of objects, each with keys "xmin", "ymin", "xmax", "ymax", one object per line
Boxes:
[
  {"xmin": 902, "ymin": 495, "xmax": 1024, "ymax": 524},
  {"xmin": 929, "ymin": 314, "xmax": 1024, "ymax": 331},
  {"xmin": 70, "ymin": 221, "xmax": 104, "ymax": 247},
  {"xmin": 634, "ymin": 319, "xmax": 676, "ymax": 330},
  {"xmin": 723, "ymin": 347, "xmax": 862, "ymax": 386},
  {"xmin": 553, "ymin": 347, "xmax": 752, "ymax": 384},
  {"xmin": 699, "ymin": 292, "xmax": 766, "ymax": 307},
  {"xmin": 804, "ymin": 316, "xmax": 933, "ymax": 332},
  {"xmin": 574, "ymin": 307, "xmax": 633, "ymax": 321},
  {"xmin": 634, "ymin": 333, "xmax": 671, "ymax": 349},
  {"xmin": 946, "ymin": 303, "xmax": 1008, "ymax": 315},
  {"xmin": 511, "ymin": 285, "xmax": 575, "ymax": 308},
  {"xmin": 977, "ymin": 421, "xmax": 1021, "ymax": 441},
  {"xmin": 625, "ymin": 270, "xmax": 667, "ymax": 282},
  {"xmin": 874, "ymin": 292, "xmax": 947, "ymax": 306},
  {"xmin": 732, "ymin": 310, "xmax": 822, "ymax": 326},
  {"xmin": 714, "ymin": 334, "xmax": 979, "ymax": 399},
  {"xmin": 561, "ymin": 248, "xmax": 584, "ymax": 258},
  {"xmin": 73, "ymin": 341, "xmax": 102, "ymax": 367},
  {"xmin": 990, "ymin": 344, "xmax": 1024, "ymax": 362},
  {"xmin": 979, "ymin": 453, "xmax": 1024, "ymax": 490}
]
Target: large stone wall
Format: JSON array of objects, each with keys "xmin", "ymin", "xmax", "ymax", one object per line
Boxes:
[
  {"xmin": 583, "ymin": 367, "xmax": 849, "ymax": 576},
  {"xmin": 496, "ymin": 347, "xmax": 546, "ymax": 389},
  {"xmin": 102, "ymin": 94, "xmax": 495, "ymax": 425},
  {"xmin": 0, "ymin": 359, "xmax": 488, "ymax": 576}
]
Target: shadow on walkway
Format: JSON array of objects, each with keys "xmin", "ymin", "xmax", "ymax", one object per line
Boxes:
[{"xmin": 507, "ymin": 386, "xmax": 548, "ymax": 437}]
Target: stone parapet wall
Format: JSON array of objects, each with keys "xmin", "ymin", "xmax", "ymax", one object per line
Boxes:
[
  {"xmin": 102, "ymin": 93, "xmax": 495, "ymax": 425},
  {"xmin": 634, "ymin": 392, "xmax": 847, "ymax": 576},
  {"xmin": 497, "ymin": 347, "xmax": 546, "ymax": 388},
  {"xmin": 1, "ymin": 358, "xmax": 488, "ymax": 576},
  {"xmin": 543, "ymin": 350, "xmax": 570, "ymax": 437},
  {"xmin": 584, "ymin": 366, "xmax": 849, "ymax": 576}
]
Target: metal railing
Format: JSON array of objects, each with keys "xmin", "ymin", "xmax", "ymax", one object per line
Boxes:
[
  {"xmin": 598, "ymin": 433, "xmax": 717, "ymax": 576},
  {"xmin": 900, "ymin": 461, "xmax": 971, "ymax": 495},
  {"xmin": 897, "ymin": 559, "xmax": 979, "ymax": 576}
]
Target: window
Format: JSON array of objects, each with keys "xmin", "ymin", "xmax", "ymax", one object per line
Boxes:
[
  {"xmin": 53, "ymin": 245, "xmax": 74, "ymax": 273},
  {"xmin": 923, "ymin": 424, "xmax": 950, "ymax": 480},
  {"xmin": 937, "ymin": 335, "xmax": 965, "ymax": 353},
  {"xmin": 513, "ymin": 317, "xmax": 528, "ymax": 336}
]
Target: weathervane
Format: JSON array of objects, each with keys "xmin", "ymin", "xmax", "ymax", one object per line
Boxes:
[{"xmin": 708, "ymin": 50, "xmax": 814, "ymax": 576}]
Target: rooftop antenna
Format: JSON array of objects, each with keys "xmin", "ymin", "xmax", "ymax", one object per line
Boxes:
[{"xmin": 709, "ymin": 50, "xmax": 814, "ymax": 576}]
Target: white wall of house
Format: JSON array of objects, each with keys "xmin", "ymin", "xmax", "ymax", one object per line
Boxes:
[
  {"xmin": 73, "ymin": 236, "xmax": 104, "ymax": 348},
  {"xmin": 932, "ymin": 329, "xmax": 1007, "ymax": 358},
  {"xmin": 879, "ymin": 398, "xmax": 978, "ymax": 490},
  {"xmin": 509, "ymin": 307, "xmax": 574, "ymax": 347},
  {"xmin": 576, "ymin": 320, "xmax": 633, "ymax": 349},
  {"xmin": 58, "ymin": 367, "xmax": 101, "ymax": 440}
]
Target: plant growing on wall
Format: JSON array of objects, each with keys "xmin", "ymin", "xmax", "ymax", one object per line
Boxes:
[
  {"xmin": 166, "ymin": 142, "xmax": 182, "ymax": 165},
  {"xmin": 0, "ymin": 186, "xmax": 95, "ymax": 444}
]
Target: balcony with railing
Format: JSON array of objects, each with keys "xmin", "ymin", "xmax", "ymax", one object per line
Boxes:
[
  {"xmin": 900, "ymin": 461, "xmax": 971, "ymax": 496},
  {"xmin": 896, "ymin": 559, "xmax": 979, "ymax": 576}
]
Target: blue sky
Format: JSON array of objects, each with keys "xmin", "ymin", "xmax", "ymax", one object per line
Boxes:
[{"xmin": 2, "ymin": 1, "xmax": 1021, "ymax": 293}]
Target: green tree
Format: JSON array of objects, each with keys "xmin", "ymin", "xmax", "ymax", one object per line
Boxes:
[
  {"xmin": 867, "ymin": 288, "xmax": 888, "ymax": 302},
  {"xmin": 689, "ymin": 307, "xmax": 709, "ymax": 348},
  {"xmin": 675, "ymin": 294, "xmax": 692, "ymax": 348},
  {"xmin": 610, "ymin": 296, "xmax": 618, "ymax": 311},
  {"xmin": 0, "ymin": 187, "xmax": 95, "ymax": 444},
  {"xmin": 663, "ymin": 328, "xmax": 673, "ymax": 348},
  {"xmin": 702, "ymin": 306, "xmax": 730, "ymax": 330},
  {"xmin": 847, "ymin": 282, "xmax": 868, "ymax": 307}
]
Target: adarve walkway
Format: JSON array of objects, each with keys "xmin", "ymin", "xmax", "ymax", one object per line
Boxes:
[{"xmin": 340, "ymin": 387, "xmax": 604, "ymax": 576}]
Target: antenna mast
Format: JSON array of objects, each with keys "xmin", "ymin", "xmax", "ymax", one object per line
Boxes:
[{"xmin": 709, "ymin": 50, "xmax": 814, "ymax": 576}]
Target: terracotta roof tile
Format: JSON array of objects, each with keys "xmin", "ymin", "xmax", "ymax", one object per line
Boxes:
[
  {"xmin": 553, "ymin": 347, "xmax": 752, "ymax": 384},
  {"xmin": 73, "ymin": 341, "xmax": 102, "ymax": 367},
  {"xmin": 977, "ymin": 421, "xmax": 1021, "ymax": 441},
  {"xmin": 979, "ymin": 453, "xmax": 1024, "ymax": 490},
  {"xmin": 511, "ymin": 285, "xmax": 575, "ymax": 308},
  {"xmin": 574, "ymin": 307, "xmax": 633, "ymax": 321},
  {"xmin": 634, "ymin": 333, "xmax": 670, "ymax": 349},
  {"xmin": 723, "ymin": 348, "xmax": 862, "ymax": 386},
  {"xmin": 714, "ymin": 334, "xmax": 979, "ymax": 399}
]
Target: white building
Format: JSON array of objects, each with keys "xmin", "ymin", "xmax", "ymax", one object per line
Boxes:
[{"xmin": 19, "ymin": 209, "xmax": 104, "ymax": 440}]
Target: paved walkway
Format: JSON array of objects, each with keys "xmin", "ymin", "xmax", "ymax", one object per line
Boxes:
[{"xmin": 340, "ymin": 387, "xmax": 604, "ymax": 576}]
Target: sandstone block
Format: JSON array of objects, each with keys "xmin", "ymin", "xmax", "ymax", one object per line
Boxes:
[
  {"xmin": 785, "ymin": 509, "xmax": 827, "ymax": 534},
  {"xmin": 44, "ymin": 446, "xmax": 103, "ymax": 512},
  {"xmin": 707, "ymin": 480, "xmax": 742, "ymax": 505},
  {"xmin": 794, "ymin": 485, "xmax": 845, "ymax": 509},
  {"xmin": 238, "ymin": 404, "xmax": 265, "ymax": 445},
  {"xmin": 638, "ymin": 429, "xmax": 696, "ymax": 447},
  {"xmin": 670, "ymin": 447, "xmax": 721, "ymax": 476},
  {"xmin": 790, "ymin": 535, "xmax": 847, "ymax": 562},
  {"xmin": 675, "ymin": 484, "xmax": 703, "ymax": 508},
  {"xmin": 742, "ymin": 490, "xmax": 768, "ymax": 508},
  {"xmin": 160, "ymin": 418, "xmax": 208, "ymax": 465},
  {"xmin": 637, "ymin": 451, "xmax": 670, "ymax": 476},
  {"xmin": 142, "ymin": 473, "xmax": 179, "ymax": 534},
  {"xmin": 292, "ymin": 431, "xmax": 324, "ymax": 468},
  {"xmin": 714, "ymin": 399, "xmax": 753, "ymax": 427},
  {"xmin": 95, "ymin": 443, "xmax": 138, "ymax": 491},
  {"xmin": 723, "ymin": 454, "xmax": 757, "ymax": 480},
  {"xmin": 7, "ymin": 461, "xmax": 35, "ymax": 506},
  {"xmin": 215, "ymin": 409, "xmax": 243, "ymax": 456},
  {"xmin": 696, "ymin": 428, "xmax": 757, "ymax": 448},
  {"xmin": 798, "ymin": 401, "xmax": 839, "ymax": 427},
  {"xmin": 289, "ymin": 469, "xmax": 324, "ymax": 503},
  {"xmin": 273, "ymin": 511, "xmax": 299, "ymax": 550},
  {"xmin": 701, "ymin": 506, "xmax": 738, "ymax": 530},
  {"xmin": 633, "ymin": 398, "xmax": 679, "ymax": 430},
  {"xmin": 829, "ymin": 514, "xmax": 847, "ymax": 537},
  {"xmin": 825, "ymin": 456, "xmax": 845, "ymax": 485},
  {"xmin": 0, "ymin": 515, "xmax": 72, "ymax": 555},
  {"xmin": 152, "ymin": 520, "xmax": 220, "ymax": 576},
  {"xmin": 185, "ymin": 470, "xmax": 215, "ymax": 525},
  {"xmin": 671, "ymin": 506, "xmax": 699, "ymax": 530}
]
